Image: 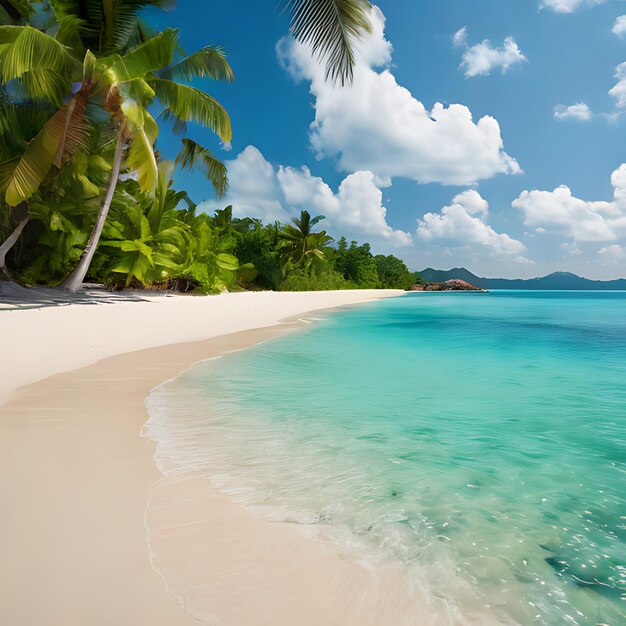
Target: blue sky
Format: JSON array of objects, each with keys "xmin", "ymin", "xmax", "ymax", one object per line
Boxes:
[{"xmin": 147, "ymin": 0, "xmax": 626, "ymax": 279}]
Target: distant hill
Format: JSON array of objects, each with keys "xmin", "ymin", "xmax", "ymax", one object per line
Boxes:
[{"xmin": 417, "ymin": 268, "xmax": 626, "ymax": 290}]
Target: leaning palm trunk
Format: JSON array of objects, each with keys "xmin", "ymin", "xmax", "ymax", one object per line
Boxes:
[
  {"xmin": 0, "ymin": 214, "xmax": 30, "ymax": 278},
  {"xmin": 62, "ymin": 129, "xmax": 124, "ymax": 292}
]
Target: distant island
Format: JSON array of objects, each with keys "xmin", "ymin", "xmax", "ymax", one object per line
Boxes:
[{"xmin": 417, "ymin": 268, "xmax": 626, "ymax": 291}]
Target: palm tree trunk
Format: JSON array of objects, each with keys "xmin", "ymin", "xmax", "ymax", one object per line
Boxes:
[
  {"xmin": 0, "ymin": 214, "xmax": 29, "ymax": 279},
  {"xmin": 62, "ymin": 128, "xmax": 124, "ymax": 292}
]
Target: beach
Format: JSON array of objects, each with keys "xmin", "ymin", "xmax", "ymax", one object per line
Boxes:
[
  {"xmin": 0, "ymin": 289, "xmax": 440, "ymax": 626},
  {"xmin": 4, "ymin": 289, "xmax": 623, "ymax": 625}
]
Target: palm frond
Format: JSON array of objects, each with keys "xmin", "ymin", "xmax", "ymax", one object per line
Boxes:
[
  {"xmin": 64, "ymin": 0, "xmax": 164, "ymax": 53},
  {"xmin": 13, "ymin": 69, "xmax": 70, "ymax": 106},
  {"xmin": 123, "ymin": 104, "xmax": 158, "ymax": 193},
  {"xmin": 0, "ymin": 0, "xmax": 32, "ymax": 25},
  {"xmin": 0, "ymin": 25, "xmax": 80, "ymax": 86},
  {"xmin": 161, "ymin": 108, "xmax": 187, "ymax": 135},
  {"xmin": 158, "ymin": 46, "xmax": 234, "ymax": 82},
  {"xmin": 52, "ymin": 13, "xmax": 84, "ymax": 52},
  {"xmin": 4, "ymin": 94, "xmax": 90, "ymax": 206},
  {"xmin": 107, "ymin": 28, "xmax": 178, "ymax": 82},
  {"xmin": 117, "ymin": 76, "xmax": 155, "ymax": 104},
  {"xmin": 52, "ymin": 93, "xmax": 89, "ymax": 167},
  {"xmin": 0, "ymin": 156, "xmax": 18, "ymax": 192},
  {"xmin": 0, "ymin": 97, "xmax": 56, "ymax": 156},
  {"xmin": 280, "ymin": 0, "xmax": 372, "ymax": 85},
  {"xmin": 175, "ymin": 138, "xmax": 228, "ymax": 198},
  {"xmin": 150, "ymin": 78, "xmax": 232, "ymax": 142}
]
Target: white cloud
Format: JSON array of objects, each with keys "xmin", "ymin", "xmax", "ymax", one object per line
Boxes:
[
  {"xmin": 416, "ymin": 190, "xmax": 526, "ymax": 255},
  {"xmin": 459, "ymin": 35, "xmax": 527, "ymax": 78},
  {"xmin": 199, "ymin": 146, "xmax": 411, "ymax": 247},
  {"xmin": 277, "ymin": 6, "xmax": 520, "ymax": 187},
  {"xmin": 613, "ymin": 16, "xmax": 626, "ymax": 37},
  {"xmin": 513, "ymin": 164, "xmax": 626, "ymax": 242},
  {"xmin": 553, "ymin": 103, "xmax": 592, "ymax": 121},
  {"xmin": 213, "ymin": 145, "xmax": 291, "ymax": 223},
  {"xmin": 598, "ymin": 244, "xmax": 626, "ymax": 260},
  {"xmin": 609, "ymin": 63, "xmax": 626, "ymax": 109},
  {"xmin": 540, "ymin": 0, "xmax": 606, "ymax": 14},
  {"xmin": 278, "ymin": 167, "xmax": 412, "ymax": 246},
  {"xmin": 452, "ymin": 27, "xmax": 468, "ymax": 48},
  {"xmin": 514, "ymin": 256, "xmax": 537, "ymax": 265},
  {"xmin": 560, "ymin": 241, "xmax": 583, "ymax": 256}
]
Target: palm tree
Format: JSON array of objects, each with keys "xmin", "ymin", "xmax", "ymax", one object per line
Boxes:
[
  {"xmin": 58, "ymin": 28, "xmax": 233, "ymax": 291},
  {"xmin": 0, "ymin": 25, "xmax": 88, "ymax": 274},
  {"xmin": 279, "ymin": 209, "xmax": 332, "ymax": 268},
  {"xmin": 280, "ymin": 0, "xmax": 372, "ymax": 85},
  {"xmin": 0, "ymin": 4, "xmax": 233, "ymax": 289}
]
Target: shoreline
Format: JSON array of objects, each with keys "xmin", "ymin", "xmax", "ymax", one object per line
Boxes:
[
  {"xmin": 0, "ymin": 290, "xmax": 402, "ymax": 405},
  {"xmin": 1, "ymin": 289, "xmax": 450, "ymax": 626}
]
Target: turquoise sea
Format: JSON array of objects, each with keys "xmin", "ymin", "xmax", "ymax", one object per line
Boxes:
[{"xmin": 145, "ymin": 291, "xmax": 626, "ymax": 625}]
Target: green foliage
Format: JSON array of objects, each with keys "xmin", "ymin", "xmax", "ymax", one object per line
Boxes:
[
  {"xmin": 158, "ymin": 45, "xmax": 234, "ymax": 83},
  {"xmin": 374, "ymin": 254, "xmax": 414, "ymax": 290},
  {"xmin": 175, "ymin": 138, "xmax": 228, "ymax": 198},
  {"xmin": 175, "ymin": 214, "xmax": 240, "ymax": 294},
  {"xmin": 99, "ymin": 183, "xmax": 187, "ymax": 288},
  {"xmin": 0, "ymin": 1, "xmax": 414, "ymax": 294},
  {"xmin": 47, "ymin": 0, "xmax": 165, "ymax": 55},
  {"xmin": 280, "ymin": 267, "xmax": 347, "ymax": 291},
  {"xmin": 3, "ymin": 93, "xmax": 90, "ymax": 205},
  {"xmin": 12, "ymin": 192, "xmax": 97, "ymax": 283},
  {"xmin": 412, "ymin": 271, "xmax": 425, "ymax": 286},
  {"xmin": 334, "ymin": 237, "xmax": 380, "ymax": 288},
  {"xmin": 279, "ymin": 209, "xmax": 333, "ymax": 270},
  {"xmin": 234, "ymin": 219, "xmax": 285, "ymax": 290}
]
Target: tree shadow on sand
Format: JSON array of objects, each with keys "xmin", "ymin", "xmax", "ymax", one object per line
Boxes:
[{"xmin": 0, "ymin": 281, "xmax": 164, "ymax": 310}]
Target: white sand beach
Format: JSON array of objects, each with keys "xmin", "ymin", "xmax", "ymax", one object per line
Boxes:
[{"xmin": 1, "ymin": 288, "xmax": 473, "ymax": 626}]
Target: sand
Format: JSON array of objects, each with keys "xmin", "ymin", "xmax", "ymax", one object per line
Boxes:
[{"xmin": 0, "ymin": 289, "xmax": 462, "ymax": 626}]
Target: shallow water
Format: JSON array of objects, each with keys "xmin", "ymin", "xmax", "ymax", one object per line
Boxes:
[{"xmin": 145, "ymin": 291, "xmax": 626, "ymax": 625}]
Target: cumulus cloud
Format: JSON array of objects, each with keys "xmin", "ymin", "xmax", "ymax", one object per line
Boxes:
[
  {"xmin": 458, "ymin": 34, "xmax": 527, "ymax": 78},
  {"xmin": 609, "ymin": 63, "xmax": 626, "ymax": 109},
  {"xmin": 553, "ymin": 103, "xmax": 592, "ymax": 121},
  {"xmin": 277, "ymin": 6, "xmax": 520, "ymax": 187},
  {"xmin": 416, "ymin": 190, "xmax": 526, "ymax": 255},
  {"xmin": 212, "ymin": 145, "xmax": 291, "ymax": 223},
  {"xmin": 613, "ymin": 16, "xmax": 626, "ymax": 37},
  {"xmin": 199, "ymin": 146, "xmax": 411, "ymax": 247},
  {"xmin": 540, "ymin": 0, "xmax": 605, "ymax": 14},
  {"xmin": 513, "ymin": 164, "xmax": 626, "ymax": 242},
  {"xmin": 598, "ymin": 244, "xmax": 626, "ymax": 260},
  {"xmin": 515, "ymin": 256, "xmax": 537, "ymax": 265},
  {"xmin": 278, "ymin": 167, "xmax": 412, "ymax": 245}
]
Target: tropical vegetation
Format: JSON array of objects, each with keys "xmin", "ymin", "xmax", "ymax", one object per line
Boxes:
[{"xmin": 0, "ymin": 0, "xmax": 414, "ymax": 295}]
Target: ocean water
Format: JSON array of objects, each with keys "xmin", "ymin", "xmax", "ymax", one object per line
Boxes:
[{"xmin": 144, "ymin": 291, "xmax": 626, "ymax": 625}]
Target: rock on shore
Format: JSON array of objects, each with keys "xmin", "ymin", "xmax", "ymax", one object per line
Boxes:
[{"xmin": 409, "ymin": 279, "xmax": 487, "ymax": 292}]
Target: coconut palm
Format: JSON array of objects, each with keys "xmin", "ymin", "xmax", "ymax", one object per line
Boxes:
[
  {"xmin": 280, "ymin": 0, "xmax": 372, "ymax": 84},
  {"xmin": 0, "ymin": 25, "xmax": 99, "ymax": 273},
  {"xmin": 57, "ymin": 27, "xmax": 233, "ymax": 290},
  {"xmin": 0, "ymin": 10, "xmax": 233, "ymax": 289},
  {"xmin": 279, "ymin": 209, "xmax": 332, "ymax": 268}
]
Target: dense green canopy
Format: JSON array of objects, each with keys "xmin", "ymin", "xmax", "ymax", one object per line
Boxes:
[{"xmin": 0, "ymin": 0, "xmax": 415, "ymax": 294}]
